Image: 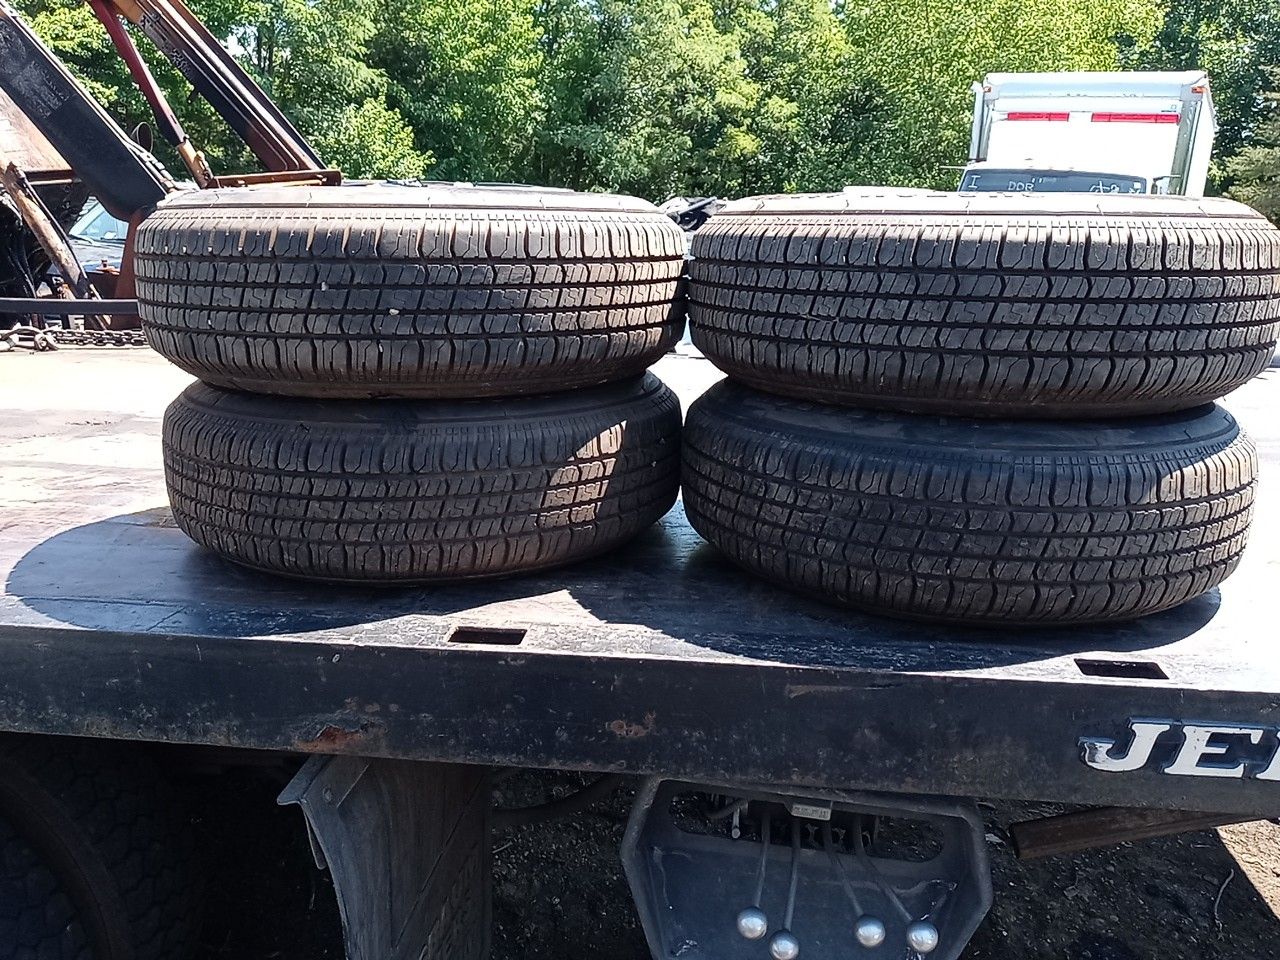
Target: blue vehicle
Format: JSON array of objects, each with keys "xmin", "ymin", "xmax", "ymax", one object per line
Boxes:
[{"xmin": 67, "ymin": 197, "xmax": 130, "ymax": 273}]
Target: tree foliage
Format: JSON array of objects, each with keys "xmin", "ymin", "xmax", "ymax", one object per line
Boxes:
[
  {"xmin": 1120, "ymin": 0, "xmax": 1280, "ymax": 189},
  {"xmin": 368, "ymin": 0, "xmax": 542, "ymax": 181},
  {"xmin": 844, "ymin": 0, "xmax": 1162, "ymax": 187},
  {"xmin": 10, "ymin": 0, "xmax": 1280, "ymax": 213},
  {"xmin": 1228, "ymin": 75, "xmax": 1280, "ymax": 219}
]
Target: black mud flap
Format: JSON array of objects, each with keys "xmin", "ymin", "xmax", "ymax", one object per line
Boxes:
[{"xmin": 278, "ymin": 756, "xmax": 491, "ymax": 960}]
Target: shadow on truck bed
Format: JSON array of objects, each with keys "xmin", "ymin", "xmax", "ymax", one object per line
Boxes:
[{"xmin": 6, "ymin": 501, "xmax": 1222, "ymax": 670}]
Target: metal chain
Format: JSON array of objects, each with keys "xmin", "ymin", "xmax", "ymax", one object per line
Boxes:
[
  {"xmin": 1, "ymin": 325, "xmax": 149, "ymax": 350},
  {"xmin": 49, "ymin": 327, "xmax": 148, "ymax": 347}
]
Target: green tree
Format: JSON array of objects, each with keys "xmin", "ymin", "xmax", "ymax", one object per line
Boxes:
[
  {"xmin": 368, "ymin": 0, "xmax": 543, "ymax": 181},
  {"xmin": 1228, "ymin": 76, "xmax": 1280, "ymax": 219},
  {"xmin": 310, "ymin": 99, "xmax": 434, "ymax": 179},
  {"xmin": 1120, "ymin": 0, "xmax": 1280, "ymax": 184},
  {"xmin": 526, "ymin": 0, "xmax": 880, "ymax": 198},
  {"xmin": 731, "ymin": 0, "xmax": 879, "ymax": 192},
  {"xmin": 232, "ymin": 0, "xmax": 432, "ymax": 176},
  {"xmin": 843, "ymin": 0, "xmax": 1162, "ymax": 187},
  {"xmin": 530, "ymin": 0, "xmax": 762, "ymax": 196},
  {"xmin": 12, "ymin": 0, "xmax": 1279, "ymax": 199}
]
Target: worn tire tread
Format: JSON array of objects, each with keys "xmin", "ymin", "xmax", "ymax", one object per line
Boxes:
[
  {"xmin": 682, "ymin": 381, "xmax": 1256, "ymax": 625},
  {"xmin": 163, "ymin": 376, "xmax": 682, "ymax": 582},
  {"xmin": 136, "ymin": 186, "xmax": 687, "ymax": 398},
  {"xmin": 0, "ymin": 738, "xmax": 197, "ymax": 960},
  {"xmin": 689, "ymin": 193, "xmax": 1280, "ymax": 416}
]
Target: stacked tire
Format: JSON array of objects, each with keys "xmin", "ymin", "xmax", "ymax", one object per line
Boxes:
[
  {"xmin": 684, "ymin": 191, "xmax": 1280, "ymax": 625},
  {"xmin": 137, "ymin": 183, "xmax": 686, "ymax": 582}
]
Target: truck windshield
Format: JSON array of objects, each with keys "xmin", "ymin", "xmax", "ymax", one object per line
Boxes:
[
  {"xmin": 70, "ymin": 200, "xmax": 129, "ymax": 243},
  {"xmin": 960, "ymin": 170, "xmax": 1148, "ymax": 194}
]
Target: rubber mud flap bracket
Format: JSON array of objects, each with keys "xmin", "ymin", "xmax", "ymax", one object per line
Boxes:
[
  {"xmin": 621, "ymin": 779, "xmax": 992, "ymax": 960},
  {"xmin": 279, "ymin": 755, "xmax": 492, "ymax": 960}
]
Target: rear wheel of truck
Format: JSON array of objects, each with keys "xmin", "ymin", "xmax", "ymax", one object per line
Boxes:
[
  {"xmin": 682, "ymin": 380, "xmax": 1257, "ymax": 626},
  {"xmin": 0, "ymin": 738, "xmax": 198, "ymax": 960},
  {"xmin": 163, "ymin": 374, "xmax": 683, "ymax": 583},
  {"xmin": 135, "ymin": 183, "xmax": 688, "ymax": 399},
  {"xmin": 688, "ymin": 191, "xmax": 1280, "ymax": 417}
]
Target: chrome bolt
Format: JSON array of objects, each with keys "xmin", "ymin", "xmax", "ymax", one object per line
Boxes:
[
  {"xmin": 736, "ymin": 907, "xmax": 769, "ymax": 940},
  {"xmin": 855, "ymin": 915, "xmax": 886, "ymax": 948},
  {"xmin": 906, "ymin": 921, "xmax": 940, "ymax": 954},
  {"xmin": 769, "ymin": 930, "xmax": 800, "ymax": 960}
]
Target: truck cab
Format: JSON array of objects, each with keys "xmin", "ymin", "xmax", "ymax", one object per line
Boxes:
[{"xmin": 962, "ymin": 71, "xmax": 1216, "ymax": 196}]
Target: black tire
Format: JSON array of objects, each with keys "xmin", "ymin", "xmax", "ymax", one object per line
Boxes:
[
  {"xmin": 688, "ymin": 191, "xmax": 1280, "ymax": 417},
  {"xmin": 682, "ymin": 381, "xmax": 1256, "ymax": 626},
  {"xmin": 0, "ymin": 737, "xmax": 198, "ymax": 960},
  {"xmin": 163, "ymin": 375, "xmax": 682, "ymax": 582},
  {"xmin": 136, "ymin": 184, "xmax": 687, "ymax": 398},
  {"xmin": 0, "ymin": 813, "xmax": 97, "ymax": 960}
]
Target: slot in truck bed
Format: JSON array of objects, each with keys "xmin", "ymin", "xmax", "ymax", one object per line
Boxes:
[{"xmin": 1, "ymin": 350, "xmax": 1278, "ymax": 815}]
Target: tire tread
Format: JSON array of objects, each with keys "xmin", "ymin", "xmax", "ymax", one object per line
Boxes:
[
  {"xmin": 137, "ymin": 192, "xmax": 687, "ymax": 398},
  {"xmin": 689, "ymin": 201, "xmax": 1280, "ymax": 416},
  {"xmin": 682, "ymin": 382, "xmax": 1257, "ymax": 625},
  {"xmin": 163, "ymin": 377, "xmax": 682, "ymax": 582}
]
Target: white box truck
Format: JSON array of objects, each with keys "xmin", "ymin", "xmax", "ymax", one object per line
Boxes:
[{"xmin": 961, "ymin": 71, "xmax": 1216, "ymax": 196}]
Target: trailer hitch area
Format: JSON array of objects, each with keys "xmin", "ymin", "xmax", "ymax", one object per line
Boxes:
[{"xmin": 622, "ymin": 780, "xmax": 992, "ymax": 960}]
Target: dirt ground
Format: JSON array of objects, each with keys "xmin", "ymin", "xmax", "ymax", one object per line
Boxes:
[{"xmin": 177, "ymin": 767, "xmax": 1280, "ymax": 960}]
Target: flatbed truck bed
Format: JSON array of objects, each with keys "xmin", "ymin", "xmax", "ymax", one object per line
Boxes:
[{"xmin": 2, "ymin": 349, "xmax": 1278, "ymax": 819}]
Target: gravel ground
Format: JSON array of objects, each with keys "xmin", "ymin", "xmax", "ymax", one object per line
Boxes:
[{"xmin": 176, "ymin": 767, "xmax": 1280, "ymax": 960}]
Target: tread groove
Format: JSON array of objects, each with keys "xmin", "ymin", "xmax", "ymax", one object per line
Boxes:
[
  {"xmin": 688, "ymin": 196, "xmax": 1280, "ymax": 416},
  {"xmin": 681, "ymin": 381, "xmax": 1258, "ymax": 625},
  {"xmin": 136, "ymin": 185, "xmax": 688, "ymax": 398},
  {"xmin": 163, "ymin": 376, "xmax": 683, "ymax": 583}
]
